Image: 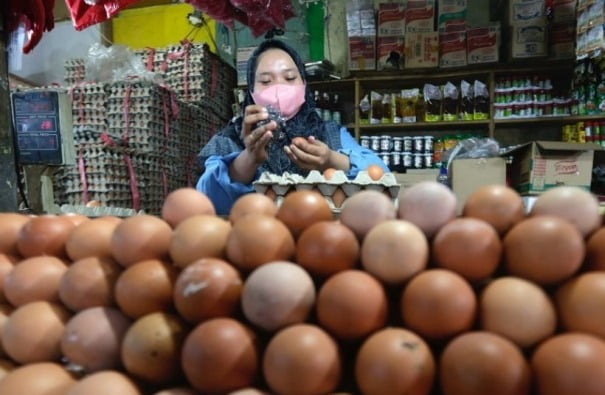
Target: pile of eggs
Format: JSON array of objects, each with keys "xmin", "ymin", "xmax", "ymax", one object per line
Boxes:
[{"xmin": 0, "ymin": 182, "xmax": 605, "ymax": 394}]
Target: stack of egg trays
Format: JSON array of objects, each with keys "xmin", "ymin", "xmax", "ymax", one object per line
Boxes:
[
  {"xmin": 69, "ymin": 83, "xmax": 109, "ymax": 137},
  {"xmin": 64, "ymin": 58, "xmax": 86, "ymax": 86}
]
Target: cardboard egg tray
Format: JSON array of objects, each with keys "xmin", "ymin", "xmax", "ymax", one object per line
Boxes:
[{"xmin": 253, "ymin": 170, "xmax": 401, "ymax": 211}]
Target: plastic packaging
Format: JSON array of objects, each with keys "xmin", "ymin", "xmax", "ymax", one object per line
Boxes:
[
  {"xmin": 424, "ymin": 84, "xmax": 443, "ymax": 122},
  {"xmin": 65, "ymin": 0, "xmax": 140, "ymax": 31},
  {"xmin": 85, "ymin": 43, "xmax": 163, "ymax": 83}
]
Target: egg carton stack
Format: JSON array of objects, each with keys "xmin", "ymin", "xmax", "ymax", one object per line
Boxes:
[
  {"xmin": 64, "ymin": 58, "xmax": 86, "ymax": 86},
  {"xmin": 136, "ymin": 43, "xmax": 236, "ymax": 123}
]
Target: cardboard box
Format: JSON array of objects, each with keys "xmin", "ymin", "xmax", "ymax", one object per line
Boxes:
[
  {"xmin": 451, "ymin": 157, "xmax": 507, "ymax": 213},
  {"xmin": 395, "ymin": 169, "xmax": 439, "ymax": 189},
  {"xmin": 549, "ymin": 22, "xmax": 576, "ymax": 59},
  {"xmin": 509, "ymin": 0, "xmax": 546, "ymax": 24},
  {"xmin": 439, "ymin": 30, "xmax": 467, "ymax": 68},
  {"xmin": 467, "ymin": 24, "xmax": 500, "ymax": 64},
  {"xmin": 377, "ymin": 36, "xmax": 406, "ymax": 70},
  {"xmin": 553, "ymin": 0, "xmax": 577, "ymax": 22},
  {"xmin": 378, "ymin": 2, "xmax": 406, "ymax": 36},
  {"xmin": 510, "ymin": 23, "xmax": 548, "ymax": 58},
  {"xmin": 349, "ymin": 36, "xmax": 377, "ymax": 71},
  {"xmin": 438, "ymin": 0, "xmax": 467, "ymax": 32},
  {"xmin": 406, "ymin": 0, "xmax": 436, "ymax": 33},
  {"xmin": 505, "ymin": 141, "xmax": 602, "ymax": 195},
  {"xmin": 405, "ymin": 32, "xmax": 439, "ymax": 68}
]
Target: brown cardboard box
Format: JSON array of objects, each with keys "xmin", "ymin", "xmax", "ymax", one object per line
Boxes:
[
  {"xmin": 349, "ymin": 36, "xmax": 377, "ymax": 71},
  {"xmin": 450, "ymin": 157, "xmax": 507, "ymax": 213},
  {"xmin": 510, "ymin": 23, "xmax": 548, "ymax": 59},
  {"xmin": 405, "ymin": 32, "xmax": 439, "ymax": 68},
  {"xmin": 378, "ymin": 1, "xmax": 406, "ymax": 37},
  {"xmin": 395, "ymin": 169, "xmax": 440, "ymax": 190},
  {"xmin": 549, "ymin": 22, "xmax": 576, "ymax": 60},
  {"xmin": 439, "ymin": 30, "xmax": 467, "ymax": 68},
  {"xmin": 377, "ymin": 36, "xmax": 405, "ymax": 70},
  {"xmin": 467, "ymin": 24, "xmax": 500, "ymax": 64},
  {"xmin": 406, "ymin": 0, "xmax": 436, "ymax": 33},
  {"xmin": 505, "ymin": 141, "xmax": 602, "ymax": 195}
]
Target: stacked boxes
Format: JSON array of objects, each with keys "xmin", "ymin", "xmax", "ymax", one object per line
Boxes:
[
  {"xmin": 508, "ymin": 0, "xmax": 548, "ymax": 59},
  {"xmin": 347, "ymin": 0, "xmax": 377, "ymax": 71},
  {"xmin": 377, "ymin": 1, "xmax": 406, "ymax": 70},
  {"xmin": 576, "ymin": 0, "xmax": 601, "ymax": 59},
  {"xmin": 438, "ymin": 0, "xmax": 467, "ymax": 68},
  {"xmin": 406, "ymin": 0, "xmax": 439, "ymax": 68},
  {"xmin": 467, "ymin": 24, "xmax": 501, "ymax": 64},
  {"xmin": 64, "ymin": 59, "xmax": 86, "ymax": 86}
]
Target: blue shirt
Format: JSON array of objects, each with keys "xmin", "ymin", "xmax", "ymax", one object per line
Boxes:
[{"xmin": 196, "ymin": 127, "xmax": 389, "ymax": 215}]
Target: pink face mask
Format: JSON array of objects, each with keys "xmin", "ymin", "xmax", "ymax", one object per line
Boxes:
[{"xmin": 251, "ymin": 84, "xmax": 306, "ymax": 120}]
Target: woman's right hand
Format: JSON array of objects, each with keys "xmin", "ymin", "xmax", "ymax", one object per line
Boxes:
[{"xmin": 241, "ymin": 104, "xmax": 275, "ymax": 164}]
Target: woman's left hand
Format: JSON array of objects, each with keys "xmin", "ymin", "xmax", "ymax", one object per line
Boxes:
[{"xmin": 284, "ymin": 136, "xmax": 332, "ymax": 171}]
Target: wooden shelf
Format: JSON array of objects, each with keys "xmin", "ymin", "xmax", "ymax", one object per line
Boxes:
[
  {"xmin": 494, "ymin": 115, "xmax": 605, "ymax": 126},
  {"xmin": 355, "ymin": 120, "xmax": 491, "ymax": 131}
]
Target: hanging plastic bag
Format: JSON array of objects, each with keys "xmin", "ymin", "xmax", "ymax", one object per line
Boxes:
[
  {"xmin": 184, "ymin": 0, "xmax": 249, "ymax": 29},
  {"xmin": 85, "ymin": 43, "xmax": 163, "ymax": 83},
  {"xmin": 230, "ymin": 0, "xmax": 295, "ymax": 37},
  {"xmin": 65, "ymin": 0, "xmax": 141, "ymax": 31}
]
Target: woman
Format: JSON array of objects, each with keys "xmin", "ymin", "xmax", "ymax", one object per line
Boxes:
[{"xmin": 197, "ymin": 39, "xmax": 388, "ymax": 215}]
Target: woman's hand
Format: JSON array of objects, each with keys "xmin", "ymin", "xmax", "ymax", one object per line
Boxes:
[
  {"xmin": 285, "ymin": 136, "xmax": 348, "ymax": 171},
  {"xmin": 241, "ymin": 104, "xmax": 276, "ymax": 164}
]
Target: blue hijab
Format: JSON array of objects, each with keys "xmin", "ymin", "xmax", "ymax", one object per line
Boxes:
[{"xmin": 198, "ymin": 39, "xmax": 340, "ymax": 175}]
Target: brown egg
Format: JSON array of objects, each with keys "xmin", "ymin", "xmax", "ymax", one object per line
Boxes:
[
  {"xmin": 432, "ymin": 218, "xmax": 502, "ymax": 282},
  {"xmin": 532, "ymin": 333, "xmax": 605, "ymax": 395},
  {"xmin": 340, "ymin": 190, "xmax": 397, "ymax": 241},
  {"xmin": 225, "ymin": 214, "xmax": 295, "ymax": 271},
  {"xmin": 66, "ymin": 217, "xmax": 120, "ymax": 261},
  {"xmin": 480, "ymin": 277, "xmax": 556, "ymax": 348},
  {"xmin": 66, "ymin": 370, "xmax": 141, "ymax": 395},
  {"xmin": 0, "ymin": 359, "xmax": 15, "ymax": 380},
  {"xmin": 462, "ymin": 184, "xmax": 525, "ymax": 235},
  {"xmin": 0, "ymin": 362, "xmax": 76, "ymax": 395},
  {"xmin": 397, "ymin": 181, "xmax": 457, "ymax": 239},
  {"xmin": 4, "ymin": 256, "xmax": 68, "ymax": 306},
  {"xmin": 265, "ymin": 187, "xmax": 277, "ymax": 202},
  {"xmin": 317, "ymin": 270, "xmax": 387, "ymax": 339},
  {"xmin": 323, "ymin": 167, "xmax": 337, "ymax": 180},
  {"xmin": 169, "ymin": 215, "xmax": 232, "ymax": 268},
  {"xmin": 586, "ymin": 227, "xmax": 605, "ymax": 271},
  {"xmin": 556, "ymin": 272, "xmax": 605, "ymax": 338},
  {"xmin": 0, "ymin": 304, "xmax": 14, "ymax": 358},
  {"xmin": 122, "ymin": 312, "xmax": 187, "ymax": 384},
  {"xmin": 59, "ymin": 256, "xmax": 122, "ymax": 312},
  {"xmin": 531, "ymin": 186, "xmax": 601, "ymax": 237},
  {"xmin": 229, "ymin": 193, "xmax": 278, "ymax": 223},
  {"xmin": 0, "ymin": 254, "xmax": 17, "ymax": 303},
  {"xmin": 2, "ymin": 301, "xmax": 71, "ymax": 363},
  {"xmin": 440, "ymin": 331, "xmax": 530, "ymax": 395},
  {"xmin": 228, "ymin": 388, "xmax": 270, "ymax": 395},
  {"xmin": 115, "ymin": 259, "xmax": 177, "ymax": 318},
  {"xmin": 0, "ymin": 213, "xmax": 30, "ymax": 256},
  {"xmin": 366, "ymin": 164, "xmax": 385, "ymax": 181},
  {"xmin": 110, "ymin": 215, "xmax": 172, "ymax": 267},
  {"xmin": 182, "ymin": 318, "xmax": 258, "ymax": 393},
  {"xmin": 173, "ymin": 258, "xmax": 243, "ymax": 324},
  {"xmin": 17, "ymin": 215, "xmax": 75, "ymax": 258},
  {"xmin": 62, "ymin": 213, "xmax": 90, "ymax": 227},
  {"xmin": 264, "ymin": 324, "xmax": 341, "ymax": 395},
  {"xmin": 61, "ymin": 307, "xmax": 132, "ymax": 373},
  {"xmin": 401, "ymin": 269, "xmax": 476, "ymax": 339},
  {"xmin": 276, "ymin": 190, "xmax": 333, "ymax": 239},
  {"xmin": 331, "ymin": 187, "xmax": 347, "ymax": 208},
  {"xmin": 504, "ymin": 216, "xmax": 585, "ymax": 285},
  {"xmin": 355, "ymin": 327, "xmax": 435, "ymax": 395},
  {"xmin": 296, "ymin": 220, "xmax": 359, "ymax": 277},
  {"xmin": 152, "ymin": 387, "xmax": 199, "ymax": 395},
  {"xmin": 161, "ymin": 187, "xmax": 216, "ymax": 228},
  {"xmin": 361, "ymin": 220, "xmax": 428, "ymax": 285}
]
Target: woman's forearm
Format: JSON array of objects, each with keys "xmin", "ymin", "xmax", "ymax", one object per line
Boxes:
[
  {"xmin": 229, "ymin": 150, "xmax": 259, "ymax": 184},
  {"xmin": 327, "ymin": 150, "xmax": 351, "ymax": 172}
]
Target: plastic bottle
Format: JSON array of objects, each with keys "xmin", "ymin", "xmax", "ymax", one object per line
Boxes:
[{"xmin": 436, "ymin": 165, "xmax": 450, "ymax": 188}]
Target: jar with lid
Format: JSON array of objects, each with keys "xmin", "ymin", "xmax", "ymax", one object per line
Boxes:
[
  {"xmin": 370, "ymin": 136, "xmax": 381, "ymax": 152},
  {"xmin": 360, "ymin": 135, "xmax": 370, "ymax": 149},
  {"xmin": 392, "ymin": 137, "xmax": 403, "ymax": 152}
]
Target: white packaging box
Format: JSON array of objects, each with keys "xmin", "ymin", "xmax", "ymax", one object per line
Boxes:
[
  {"xmin": 467, "ymin": 24, "xmax": 500, "ymax": 64},
  {"xmin": 377, "ymin": 36, "xmax": 406, "ymax": 70},
  {"xmin": 378, "ymin": 1, "xmax": 406, "ymax": 36},
  {"xmin": 439, "ymin": 29, "xmax": 467, "ymax": 67},
  {"xmin": 236, "ymin": 47, "xmax": 255, "ymax": 86},
  {"xmin": 349, "ymin": 36, "xmax": 377, "ymax": 71},
  {"xmin": 438, "ymin": 0, "xmax": 467, "ymax": 31},
  {"xmin": 405, "ymin": 31, "xmax": 439, "ymax": 68},
  {"xmin": 511, "ymin": 23, "xmax": 548, "ymax": 58},
  {"xmin": 509, "ymin": 0, "xmax": 546, "ymax": 24},
  {"xmin": 406, "ymin": 0, "xmax": 436, "ymax": 33}
]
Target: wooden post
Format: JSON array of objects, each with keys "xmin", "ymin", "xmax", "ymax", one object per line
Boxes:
[{"xmin": 0, "ymin": 10, "xmax": 20, "ymax": 212}]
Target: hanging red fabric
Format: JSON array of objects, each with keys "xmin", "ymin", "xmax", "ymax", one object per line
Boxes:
[
  {"xmin": 64, "ymin": 0, "xmax": 142, "ymax": 31},
  {"xmin": 6, "ymin": 0, "xmax": 56, "ymax": 53}
]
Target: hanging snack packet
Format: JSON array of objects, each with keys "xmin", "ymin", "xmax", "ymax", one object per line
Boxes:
[
  {"xmin": 460, "ymin": 80, "xmax": 474, "ymax": 120},
  {"xmin": 424, "ymin": 84, "xmax": 443, "ymax": 122},
  {"xmin": 371, "ymin": 91, "xmax": 384, "ymax": 124},
  {"xmin": 360, "ymin": 94, "xmax": 371, "ymax": 124},
  {"xmin": 474, "ymin": 80, "xmax": 490, "ymax": 120},
  {"xmin": 442, "ymin": 82, "xmax": 459, "ymax": 121}
]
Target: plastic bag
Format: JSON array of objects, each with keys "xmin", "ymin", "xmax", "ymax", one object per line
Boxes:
[
  {"xmin": 441, "ymin": 137, "xmax": 501, "ymax": 170},
  {"xmin": 65, "ymin": 0, "xmax": 140, "ymax": 31},
  {"xmin": 230, "ymin": 0, "xmax": 294, "ymax": 37},
  {"xmin": 85, "ymin": 43, "xmax": 163, "ymax": 83}
]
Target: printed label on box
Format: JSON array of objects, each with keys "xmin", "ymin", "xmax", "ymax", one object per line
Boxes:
[
  {"xmin": 378, "ymin": 2, "xmax": 406, "ymax": 36},
  {"xmin": 378, "ymin": 36, "xmax": 405, "ymax": 70},
  {"xmin": 349, "ymin": 36, "xmax": 377, "ymax": 71},
  {"xmin": 406, "ymin": 0, "xmax": 436, "ymax": 32},
  {"xmin": 405, "ymin": 32, "xmax": 439, "ymax": 68},
  {"xmin": 467, "ymin": 24, "xmax": 500, "ymax": 64},
  {"xmin": 512, "ymin": 24, "xmax": 548, "ymax": 58},
  {"xmin": 438, "ymin": 0, "xmax": 467, "ymax": 31},
  {"xmin": 439, "ymin": 30, "xmax": 467, "ymax": 67},
  {"xmin": 509, "ymin": 0, "xmax": 546, "ymax": 24}
]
